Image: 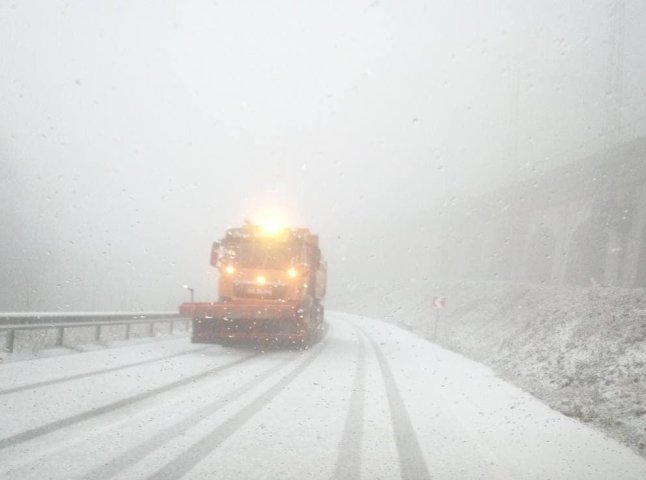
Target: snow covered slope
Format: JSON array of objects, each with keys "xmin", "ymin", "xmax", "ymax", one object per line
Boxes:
[{"xmin": 0, "ymin": 312, "xmax": 645, "ymax": 479}]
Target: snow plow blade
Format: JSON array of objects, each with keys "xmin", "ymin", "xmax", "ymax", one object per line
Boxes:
[{"xmin": 179, "ymin": 302, "xmax": 312, "ymax": 345}]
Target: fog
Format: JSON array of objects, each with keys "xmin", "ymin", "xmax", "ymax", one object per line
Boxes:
[{"xmin": 2, "ymin": 0, "xmax": 646, "ymax": 311}]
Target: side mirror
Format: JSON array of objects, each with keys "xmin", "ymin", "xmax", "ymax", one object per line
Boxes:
[
  {"xmin": 210, "ymin": 241, "xmax": 220, "ymax": 267},
  {"xmin": 312, "ymin": 247, "xmax": 321, "ymax": 268}
]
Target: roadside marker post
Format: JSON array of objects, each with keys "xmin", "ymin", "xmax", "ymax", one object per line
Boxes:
[{"xmin": 432, "ymin": 296, "xmax": 447, "ymax": 340}]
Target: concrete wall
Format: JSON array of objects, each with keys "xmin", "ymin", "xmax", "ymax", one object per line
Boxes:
[{"xmin": 433, "ymin": 136, "xmax": 646, "ymax": 287}]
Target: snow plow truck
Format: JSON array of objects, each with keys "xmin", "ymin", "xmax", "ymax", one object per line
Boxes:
[{"xmin": 179, "ymin": 222, "xmax": 326, "ymax": 346}]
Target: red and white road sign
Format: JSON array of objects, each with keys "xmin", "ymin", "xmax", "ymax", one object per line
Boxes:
[{"xmin": 433, "ymin": 296, "xmax": 447, "ymax": 309}]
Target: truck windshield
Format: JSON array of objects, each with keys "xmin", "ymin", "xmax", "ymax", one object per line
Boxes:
[{"xmin": 229, "ymin": 240, "xmax": 298, "ymax": 269}]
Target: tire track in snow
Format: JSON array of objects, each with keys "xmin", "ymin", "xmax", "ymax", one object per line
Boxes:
[
  {"xmin": 0, "ymin": 353, "xmax": 258, "ymax": 450},
  {"xmin": 80, "ymin": 354, "xmax": 295, "ymax": 480},
  {"xmin": 332, "ymin": 330, "xmax": 366, "ymax": 480},
  {"xmin": 0, "ymin": 346, "xmax": 213, "ymax": 396},
  {"xmin": 359, "ymin": 327, "xmax": 431, "ymax": 480},
  {"xmin": 146, "ymin": 340, "xmax": 328, "ymax": 480}
]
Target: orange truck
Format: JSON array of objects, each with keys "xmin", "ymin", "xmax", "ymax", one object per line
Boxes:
[{"xmin": 180, "ymin": 222, "xmax": 326, "ymax": 346}]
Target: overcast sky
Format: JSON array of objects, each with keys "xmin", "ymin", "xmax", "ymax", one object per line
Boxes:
[{"xmin": 2, "ymin": 0, "xmax": 646, "ymax": 310}]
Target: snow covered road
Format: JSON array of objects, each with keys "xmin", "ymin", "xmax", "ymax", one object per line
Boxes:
[{"xmin": 1, "ymin": 312, "xmax": 645, "ymax": 479}]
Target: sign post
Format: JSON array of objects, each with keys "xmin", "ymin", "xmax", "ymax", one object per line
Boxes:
[{"xmin": 432, "ymin": 296, "xmax": 447, "ymax": 340}]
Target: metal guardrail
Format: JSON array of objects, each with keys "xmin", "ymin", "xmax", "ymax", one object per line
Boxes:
[
  {"xmin": 0, "ymin": 312, "xmax": 179, "ymax": 326},
  {"xmin": 0, "ymin": 313, "xmax": 186, "ymax": 354}
]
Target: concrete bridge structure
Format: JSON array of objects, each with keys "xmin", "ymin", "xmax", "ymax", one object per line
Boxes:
[{"xmin": 428, "ymin": 136, "xmax": 646, "ymax": 288}]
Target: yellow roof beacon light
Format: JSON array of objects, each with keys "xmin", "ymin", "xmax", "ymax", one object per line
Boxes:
[
  {"xmin": 250, "ymin": 208, "xmax": 289, "ymax": 237},
  {"xmin": 259, "ymin": 218, "xmax": 285, "ymax": 236}
]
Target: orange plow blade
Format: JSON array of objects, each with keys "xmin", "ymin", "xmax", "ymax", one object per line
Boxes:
[{"xmin": 179, "ymin": 302, "xmax": 309, "ymax": 345}]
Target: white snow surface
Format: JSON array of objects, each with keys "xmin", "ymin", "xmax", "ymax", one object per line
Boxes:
[
  {"xmin": 391, "ymin": 282, "xmax": 646, "ymax": 457},
  {"xmin": 0, "ymin": 311, "xmax": 645, "ymax": 479},
  {"xmin": 341, "ymin": 281, "xmax": 646, "ymax": 457}
]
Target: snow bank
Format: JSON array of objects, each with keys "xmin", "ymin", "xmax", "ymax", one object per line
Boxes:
[{"xmin": 336, "ymin": 282, "xmax": 646, "ymax": 457}]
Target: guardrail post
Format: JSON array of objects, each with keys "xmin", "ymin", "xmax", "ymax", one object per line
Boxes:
[
  {"xmin": 56, "ymin": 327, "xmax": 64, "ymax": 347},
  {"xmin": 169, "ymin": 320, "xmax": 174, "ymax": 335},
  {"xmin": 6, "ymin": 329, "xmax": 15, "ymax": 353},
  {"xmin": 149, "ymin": 321, "xmax": 155, "ymax": 337},
  {"xmin": 125, "ymin": 323, "xmax": 131, "ymax": 340},
  {"xmin": 95, "ymin": 325, "xmax": 102, "ymax": 342}
]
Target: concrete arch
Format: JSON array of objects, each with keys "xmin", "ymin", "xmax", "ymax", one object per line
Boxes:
[
  {"xmin": 466, "ymin": 235, "xmax": 485, "ymax": 279},
  {"xmin": 488, "ymin": 224, "xmax": 514, "ymax": 280},
  {"xmin": 635, "ymin": 225, "xmax": 646, "ymax": 287},
  {"xmin": 524, "ymin": 227, "xmax": 556, "ymax": 284},
  {"xmin": 565, "ymin": 220, "xmax": 609, "ymax": 286}
]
